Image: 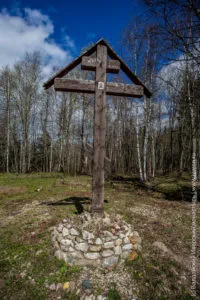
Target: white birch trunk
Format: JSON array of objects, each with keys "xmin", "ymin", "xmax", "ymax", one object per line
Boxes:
[
  {"xmin": 6, "ymin": 105, "xmax": 10, "ymax": 173},
  {"xmin": 152, "ymin": 133, "xmax": 155, "ymax": 178},
  {"xmin": 49, "ymin": 140, "xmax": 53, "ymax": 173},
  {"xmin": 136, "ymin": 105, "xmax": 143, "ymax": 181},
  {"xmin": 143, "ymin": 96, "xmax": 149, "ymax": 181}
]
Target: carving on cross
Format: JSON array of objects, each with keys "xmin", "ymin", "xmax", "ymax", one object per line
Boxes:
[{"xmin": 43, "ymin": 38, "xmax": 151, "ymax": 215}]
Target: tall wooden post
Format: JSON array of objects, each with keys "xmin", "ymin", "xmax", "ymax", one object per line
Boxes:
[
  {"xmin": 92, "ymin": 44, "xmax": 107, "ymax": 214},
  {"xmin": 44, "ymin": 39, "xmax": 149, "ymax": 216}
]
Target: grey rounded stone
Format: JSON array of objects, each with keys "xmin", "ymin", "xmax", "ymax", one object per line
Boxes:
[
  {"xmin": 82, "ymin": 230, "xmax": 94, "ymax": 240},
  {"xmin": 114, "ymin": 245, "xmax": 122, "ymax": 255},
  {"xmin": 121, "ymin": 251, "xmax": 130, "ymax": 259},
  {"xmin": 70, "ymin": 228, "xmax": 79, "ymax": 236},
  {"xmin": 62, "ymin": 252, "xmax": 70, "ymax": 262},
  {"xmin": 84, "ymin": 252, "xmax": 100, "ymax": 260},
  {"xmin": 71, "ymin": 251, "xmax": 83, "ymax": 259},
  {"xmin": 56, "ymin": 234, "xmax": 63, "ymax": 243},
  {"xmin": 48, "ymin": 283, "xmax": 56, "ymax": 290},
  {"xmin": 103, "ymin": 241, "xmax": 114, "ymax": 249},
  {"xmin": 60, "ymin": 239, "xmax": 73, "ymax": 247},
  {"xmin": 75, "ymin": 242, "xmax": 89, "ymax": 252},
  {"xmin": 119, "ymin": 233, "xmax": 125, "ymax": 239},
  {"xmin": 62, "ymin": 227, "xmax": 69, "ymax": 237},
  {"xmin": 102, "ymin": 250, "xmax": 114, "ymax": 257},
  {"xmin": 57, "ymin": 224, "xmax": 63, "ymax": 233},
  {"xmin": 133, "ymin": 231, "xmax": 139, "ymax": 237},
  {"xmin": 89, "ymin": 245, "xmax": 102, "ymax": 252},
  {"xmin": 76, "ymin": 237, "xmax": 84, "ymax": 243},
  {"xmin": 115, "ymin": 224, "xmax": 120, "ymax": 230},
  {"xmin": 88, "ymin": 239, "xmax": 94, "ymax": 244},
  {"xmin": 64, "ymin": 254, "xmax": 76, "ymax": 264},
  {"xmin": 103, "ymin": 256, "xmax": 118, "ymax": 267},
  {"xmin": 115, "ymin": 238, "xmax": 123, "ymax": 246},
  {"xmin": 104, "ymin": 237, "xmax": 112, "ymax": 242},
  {"xmin": 84, "ymin": 295, "xmax": 96, "ymax": 300},
  {"xmin": 103, "ymin": 231, "xmax": 113, "ymax": 237},
  {"xmin": 51, "ymin": 228, "xmax": 58, "ymax": 237},
  {"xmin": 53, "ymin": 241, "xmax": 59, "ymax": 250},
  {"xmin": 122, "ymin": 244, "xmax": 133, "ymax": 251},
  {"xmin": 60, "ymin": 244, "xmax": 69, "ymax": 252},
  {"xmin": 82, "ymin": 279, "xmax": 92, "ymax": 289},
  {"xmin": 95, "ymin": 238, "xmax": 103, "ymax": 245},
  {"xmin": 124, "ymin": 236, "xmax": 130, "ymax": 244},
  {"xmin": 124, "ymin": 225, "xmax": 129, "ymax": 231},
  {"xmin": 68, "ymin": 234, "xmax": 76, "ymax": 241},
  {"xmin": 84, "ymin": 212, "xmax": 92, "ymax": 222},
  {"xmin": 68, "ymin": 246, "xmax": 75, "ymax": 252},
  {"xmin": 102, "ymin": 217, "xmax": 111, "ymax": 226},
  {"xmin": 97, "ymin": 296, "xmax": 107, "ymax": 300},
  {"xmin": 54, "ymin": 250, "xmax": 63, "ymax": 260}
]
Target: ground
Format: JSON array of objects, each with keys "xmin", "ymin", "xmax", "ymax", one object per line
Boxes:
[{"xmin": 0, "ymin": 172, "xmax": 199, "ymax": 299}]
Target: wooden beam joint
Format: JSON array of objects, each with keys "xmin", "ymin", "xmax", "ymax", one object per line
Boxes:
[{"xmin": 81, "ymin": 56, "xmax": 120, "ymax": 74}]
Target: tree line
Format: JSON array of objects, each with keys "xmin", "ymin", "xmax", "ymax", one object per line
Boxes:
[{"xmin": 0, "ymin": 0, "xmax": 199, "ymax": 181}]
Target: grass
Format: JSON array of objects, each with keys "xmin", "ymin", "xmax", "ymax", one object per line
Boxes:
[
  {"xmin": 107, "ymin": 283, "xmax": 121, "ymax": 299},
  {"xmin": 0, "ymin": 172, "xmax": 199, "ymax": 299}
]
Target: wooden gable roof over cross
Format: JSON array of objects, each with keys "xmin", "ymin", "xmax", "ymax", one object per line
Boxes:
[{"xmin": 43, "ymin": 38, "xmax": 152, "ymax": 98}]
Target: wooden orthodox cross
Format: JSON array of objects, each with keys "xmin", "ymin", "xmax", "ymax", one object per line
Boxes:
[{"xmin": 43, "ymin": 39, "xmax": 151, "ymax": 215}]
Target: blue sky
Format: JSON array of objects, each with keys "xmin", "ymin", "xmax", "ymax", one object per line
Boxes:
[{"xmin": 0, "ymin": 0, "xmax": 146, "ymax": 78}]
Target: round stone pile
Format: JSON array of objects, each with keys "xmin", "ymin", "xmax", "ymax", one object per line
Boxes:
[{"xmin": 51, "ymin": 212, "xmax": 141, "ymax": 268}]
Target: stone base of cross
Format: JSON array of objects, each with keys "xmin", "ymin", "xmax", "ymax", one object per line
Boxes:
[{"xmin": 43, "ymin": 39, "xmax": 151, "ymax": 214}]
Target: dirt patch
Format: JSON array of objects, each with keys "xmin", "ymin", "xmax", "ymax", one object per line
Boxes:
[
  {"xmin": 55, "ymin": 179, "xmax": 91, "ymax": 188},
  {"xmin": 130, "ymin": 204, "xmax": 161, "ymax": 220},
  {"xmin": 0, "ymin": 186, "xmax": 26, "ymax": 196}
]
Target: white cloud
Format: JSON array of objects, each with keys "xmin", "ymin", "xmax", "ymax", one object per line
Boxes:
[
  {"xmin": 0, "ymin": 8, "xmax": 74, "ymax": 80},
  {"xmin": 65, "ymin": 35, "xmax": 76, "ymax": 51},
  {"xmin": 158, "ymin": 60, "xmax": 186, "ymax": 96}
]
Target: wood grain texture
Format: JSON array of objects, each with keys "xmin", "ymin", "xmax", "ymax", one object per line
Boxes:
[
  {"xmin": 107, "ymin": 82, "xmax": 143, "ymax": 97},
  {"xmin": 92, "ymin": 44, "xmax": 107, "ymax": 214},
  {"xmin": 54, "ymin": 78, "xmax": 95, "ymax": 93},
  {"xmin": 81, "ymin": 56, "xmax": 120, "ymax": 73},
  {"xmin": 54, "ymin": 78, "xmax": 144, "ymax": 97}
]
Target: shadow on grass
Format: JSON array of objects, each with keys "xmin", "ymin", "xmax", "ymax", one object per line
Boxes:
[
  {"xmin": 157, "ymin": 186, "xmax": 200, "ymax": 202},
  {"xmin": 41, "ymin": 197, "xmax": 108, "ymax": 214},
  {"xmin": 109, "ymin": 175, "xmax": 153, "ymax": 191},
  {"xmin": 41, "ymin": 197, "xmax": 91, "ymax": 214},
  {"xmin": 109, "ymin": 175, "xmax": 200, "ymax": 202}
]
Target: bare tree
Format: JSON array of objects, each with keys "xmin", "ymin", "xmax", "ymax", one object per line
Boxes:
[
  {"xmin": 0, "ymin": 66, "xmax": 14, "ymax": 172},
  {"xmin": 13, "ymin": 52, "xmax": 41, "ymax": 173}
]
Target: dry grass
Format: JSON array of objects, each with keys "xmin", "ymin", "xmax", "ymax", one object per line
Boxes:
[{"xmin": 0, "ymin": 186, "xmax": 26, "ymax": 196}]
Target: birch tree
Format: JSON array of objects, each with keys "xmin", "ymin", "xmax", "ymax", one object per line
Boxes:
[
  {"xmin": 13, "ymin": 52, "xmax": 41, "ymax": 173},
  {"xmin": 0, "ymin": 66, "xmax": 14, "ymax": 172}
]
